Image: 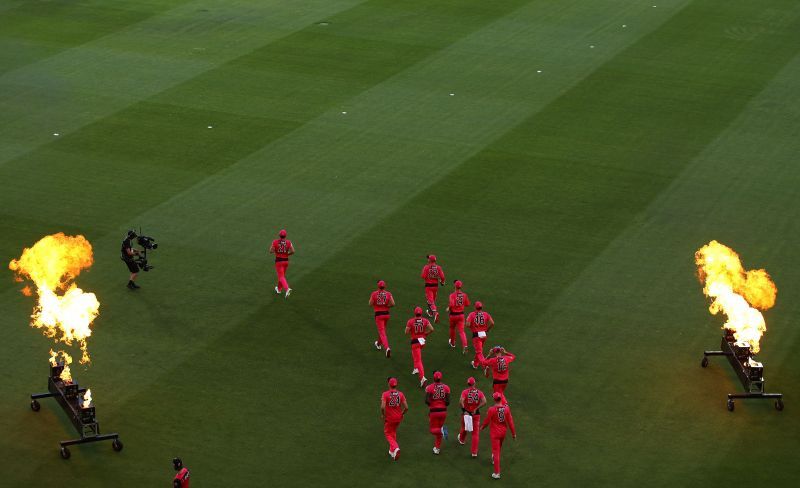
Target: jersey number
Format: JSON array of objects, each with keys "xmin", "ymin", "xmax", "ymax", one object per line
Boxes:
[
  {"xmin": 428, "ymin": 265, "xmax": 439, "ymax": 279},
  {"xmin": 414, "ymin": 320, "xmax": 425, "ymax": 335},
  {"xmin": 497, "ymin": 407, "xmax": 506, "ymax": 423},
  {"xmin": 497, "ymin": 358, "xmax": 507, "ymax": 372},
  {"xmin": 474, "ymin": 313, "xmax": 485, "ymax": 326},
  {"xmin": 432, "ymin": 386, "xmax": 446, "ymax": 400},
  {"xmin": 376, "ymin": 292, "xmax": 387, "ymax": 306},
  {"xmin": 456, "ymin": 294, "xmax": 464, "ymax": 306},
  {"xmin": 277, "ymin": 240, "xmax": 287, "ymax": 253},
  {"xmin": 388, "ymin": 392, "xmax": 400, "ymax": 407},
  {"xmin": 467, "ymin": 389, "xmax": 480, "ymax": 404}
]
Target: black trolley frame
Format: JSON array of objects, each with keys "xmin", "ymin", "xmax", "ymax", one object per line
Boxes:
[
  {"xmin": 29, "ymin": 361, "xmax": 122, "ymax": 458},
  {"xmin": 701, "ymin": 331, "xmax": 784, "ymax": 412}
]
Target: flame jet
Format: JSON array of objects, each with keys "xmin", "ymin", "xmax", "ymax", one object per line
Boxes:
[{"xmin": 695, "ymin": 240, "xmax": 777, "ymax": 353}]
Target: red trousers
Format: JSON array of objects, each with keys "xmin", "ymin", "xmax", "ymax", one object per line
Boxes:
[
  {"xmin": 449, "ymin": 315, "xmax": 467, "ymax": 347},
  {"xmin": 493, "ymin": 382, "xmax": 508, "ymax": 404},
  {"xmin": 491, "ymin": 434, "xmax": 506, "ymax": 474},
  {"xmin": 458, "ymin": 413, "xmax": 480, "ymax": 455},
  {"xmin": 275, "ymin": 261, "xmax": 289, "ymax": 291},
  {"xmin": 425, "ymin": 287, "xmax": 438, "ymax": 311},
  {"xmin": 429, "ymin": 411, "xmax": 447, "ymax": 448},
  {"xmin": 375, "ymin": 315, "xmax": 390, "ymax": 350},
  {"xmin": 411, "ymin": 344, "xmax": 425, "ymax": 379},
  {"xmin": 384, "ymin": 420, "xmax": 401, "ymax": 451},
  {"xmin": 472, "ymin": 336, "xmax": 486, "ymax": 365}
]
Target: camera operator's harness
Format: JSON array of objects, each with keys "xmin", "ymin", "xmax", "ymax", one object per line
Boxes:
[{"xmin": 122, "ymin": 230, "xmax": 157, "ymax": 272}]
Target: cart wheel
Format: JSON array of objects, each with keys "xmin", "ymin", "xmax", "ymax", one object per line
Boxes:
[
  {"xmin": 775, "ymin": 399, "xmax": 784, "ymax": 411},
  {"xmin": 727, "ymin": 399, "xmax": 735, "ymax": 412},
  {"xmin": 112, "ymin": 439, "xmax": 123, "ymax": 452},
  {"xmin": 701, "ymin": 357, "xmax": 708, "ymax": 368},
  {"xmin": 30, "ymin": 400, "xmax": 40, "ymax": 412},
  {"xmin": 60, "ymin": 447, "xmax": 71, "ymax": 459}
]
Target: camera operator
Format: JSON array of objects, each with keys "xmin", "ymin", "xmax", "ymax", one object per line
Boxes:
[{"xmin": 121, "ymin": 230, "xmax": 141, "ymax": 290}]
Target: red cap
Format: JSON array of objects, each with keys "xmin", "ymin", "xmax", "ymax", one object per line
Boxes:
[
  {"xmin": 454, "ymin": 280, "xmax": 463, "ymax": 289},
  {"xmin": 493, "ymin": 392, "xmax": 502, "ymax": 401},
  {"xmin": 433, "ymin": 371, "xmax": 443, "ymax": 381},
  {"xmin": 377, "ymin": 280, "xmax": 386, "ymax": 289},
  {"xmin": 279, "ymin": 229, "xmax": 287, "ymax": 238},
  {"xmin": 475, "ymin": 301, "xmax": 483, "ymax": 310},
  {"xmin": 467, "ymin": 377, "xmax": 476, "ymax": 386},
  {"xmin": 388, "ymin": 377, "xmax": 398, "ymax": 388},
  {"xmin": 492, "ymin": 346, "xmax": 502, "ymax": 354},
  {"xmin": 428, "ymin": 254, "xmax": 437, "ymax": 262},
  {"xmin": 414, "ymin": 306, "xmax": 423, "ymax": 316}
]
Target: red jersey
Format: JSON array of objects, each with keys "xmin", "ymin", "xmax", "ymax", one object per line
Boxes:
[
  {"xmin": 406, "ymin": 317, "xmax": 431, "ymax": 339},
  {"xmin": 448, "ymin": 291, "xmax": 470, "ymax": 314},
  {"xmin": 425, "ymin": 382, "xmax": 450, "ymax": 410},
  {"xmin": 382, "ymin": 389, "xmax": 406, "ymax": 422},
  {"xmin": 483, "ymin": 404, "xmax": 516, "ymax": 437},
  {"xmin": 271, "ymin": 239, "xmax": 293, "ymax": 260},
  {"xmin": 173, "ymin": 468, "xmax": 190, "ymax": 487},
  {"xmin": 370, "ymin": 290, "xmax": 394, "ymax": 313},
  {"xmin": 461, "ymin": 387, "xmax": 486, "ymax": 413},
  {"xmin": 421, "ymin": 264, "xmax": 445, "ymax": 285},
  {"xmin": 467, "ymin": 311, "xmax": 493, "ymax": 333},
  {"xmin": 483, "ymin": 353, "xmax": 516, "ymax": 381}
]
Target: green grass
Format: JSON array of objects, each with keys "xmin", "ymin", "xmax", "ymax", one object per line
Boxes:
[{"xmin": 1, "ymin": 0, "xmax": 799, "ymax": 485}]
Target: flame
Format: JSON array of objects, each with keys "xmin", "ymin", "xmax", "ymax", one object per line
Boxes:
[
  {"xmin": 82, "ymin": 389, "xmax": 92, "ymax": 408},
  {"xmin": 695, "ymin": 240, "xmax": 777, "ymax": 353},
  {"xmin": 49, "ymin": 349, "xmax": 73, "ymax": 383},
  {"xmin": 9, "ymin": 233, "xmax": 99, "ymax": 364}
]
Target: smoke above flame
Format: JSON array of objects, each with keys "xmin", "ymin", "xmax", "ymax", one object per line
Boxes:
[
  {"xmin": 9, "ymin": 233, "xmax": 100, "ymax": 365},
  {"xmin": 695, "ymin": 240, "xmax": 777, "ymax": 353}
]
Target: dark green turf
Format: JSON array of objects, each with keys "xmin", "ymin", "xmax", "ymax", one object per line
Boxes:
[{"xmin": 1, "ymin": 0, "xmax": 799, "ymax": 486}]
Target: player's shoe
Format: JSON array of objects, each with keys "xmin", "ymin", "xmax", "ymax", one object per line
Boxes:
[
  {"xmin": 441, "ymin": 425, "xmax": 449, "ymax": 441},
  {"xmin": 275, "ymin": 286, "xmax": 280, "ymax": 294},
  {"xmin": 491, "ymin": 473, "xmax": 501, "ymax": 479},
  {"xmin": 374, "ymin": 341, "xmax": 382, "ymax": 351},
  {"xmin": 484, "ymin": 366, "xmax": 490, "ymax": 378},
  {"xmin": 425, "ymin": 307, "xmax": 433, "ymax": 317},
  {"xmin": 420, "ymin": 376, "xmax": 428, "ymax": 388},
  {"xmin": 462, "ymin": 346, "xmax": 468, "ymax": 355},
  {"xmin": 285, "ymin": 288, "xmax": 292, "ymax": 298},
  {"xmin": 471, "ymin": 361, "xmax": 478, "ymax": 369},
  {"xmin": 457, "ymin": 434, "xmax": 465, "ymax": 445},
  {"xmin": 448, "ymin": 339, "xmax": 455, "ymax": 348},
  {"xmin": 471, "ymin": 453, "xmax": 478, "ymax": 458},
  {"xmin": 411, "ymin": 368, "xmax": 419, "ymax": 375},
  {"xmin": 434, "ymin": 312, "xmax": 440, "ymax": 323},
  {"xmin": 391, "ymin": 448, "xmax": 400, "ymax": 461},
  {"xmin": 432, "ymin": 447, "xmax": 440, "ymax": 455},
  {"xmin": 385, "ymin": 348, "xmax": 391, "ymax": 358}
]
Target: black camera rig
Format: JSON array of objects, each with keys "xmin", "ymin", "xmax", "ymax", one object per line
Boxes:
[{"xmin": 129, "ymin": 229, "xmax": 158, "ymax": 271}]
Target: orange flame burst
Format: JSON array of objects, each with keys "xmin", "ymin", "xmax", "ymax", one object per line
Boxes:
[
  {"xmin": 49, "ymin": 349, "xmax": 73, "ymax": 383},
  {"xmin": 695, "ymin": 240, "xmax": 777, "ymax": 353},
  {"xmin": 82, "ymin": 389, "xmax": 92, "ymax": 408},
  {"xmin": 9, "ymin": 233, "xmax": 100, "ymax": 364}
]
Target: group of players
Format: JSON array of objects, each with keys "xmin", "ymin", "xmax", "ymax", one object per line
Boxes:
[
  {"xmin": 371, "ymin": 255, "xmax": 518, "ymax": 480},
  {"xmin": 267, "ymin": 235, "xmax": 518, "ymax": 480}
]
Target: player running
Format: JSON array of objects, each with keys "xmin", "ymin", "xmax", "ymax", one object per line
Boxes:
[
  {"xmin": 482, "ymin": 346, "xmax": 516, "ymax": 403},
  {"xmin": 406, "ymin": 307, "xmax": 434, "ymax": 387},
  {"xmin": 268, "ymin": 229, "xmax": 295, "ymax": 298},
  {"xmin": 420, "ymin": 255, "xmax": 445, "ymax": 322},
  {"xmin": 425, "ymin": 371, "xmax": 450, "ymax": 455},
  {"xmin": 446, "ymin": 280, "xmax": 471, "ymax": 353},
  {"xmin": 369, "ymin": 280, "xmax": 395, "ymax": 358},
  {"xmin": 380, "ymin": 377, "xmax": 408, "ymax": 461},
  {"xmin": 458, "ymin": 377, "xmax": 486, "ymax": 457},
  {"xmin": 467, "ymin": 302, "xmax": 495, "ymax": 370},
  {"xmin": 480, "ymin": 392, "xmax": 517, "ymax": 479}
]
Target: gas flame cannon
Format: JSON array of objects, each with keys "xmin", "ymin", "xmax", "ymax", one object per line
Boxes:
[
  {"xmin": 29, "ymin": 360, "xmax": 122, "ymax": 459},
  {"xmin": 701, "ymin": 329, "xmax": 784, "ymax": 412}
]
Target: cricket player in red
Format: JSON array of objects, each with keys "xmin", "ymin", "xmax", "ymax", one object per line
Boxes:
[
  {"xmin": 405, "ymin": 307, "xmax": 434, "ymax": 387},
  {"xmin": 467, "ymin": 302, "xmax": 494, "ymax": 370},
  {"xmin": 446, "ymin": 280, "xmax": 471, "ymax": 353},
  {"xmin": 421, "ymin": 255, "xmax": 445, "ymax": 323},
  {"xmin": 481, "ymin": 392, "xmax": 517, "ymax": 479},
  {"xmin": 172, "ymin": 458, "xmax": 190, "ymax": 487},
  {"xmin": 425, "ymin": 371, "xmax": 450, "ymax": 454},
  {"xmin": 268, "ymin": 229, "xmax": 294, "ymax": 298},
  {"xmin": 482, "ymin": 346, "xmax": 516, "ymax": 403},
  {"xmin": 381, "ymin": 377, "xmax": 408, "ymax": 461},
  {"xmin": 458, "ymin": 377, "xmax": 486, "ymax": 457},
  {"xmin": 369, "ymin": 280, "xmax": 395, "ymax": 358}
]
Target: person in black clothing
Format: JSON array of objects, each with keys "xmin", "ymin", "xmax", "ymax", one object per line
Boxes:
[{"xmin": 121, "ymin": 230, "xmax": 141, "ymax": 289}]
